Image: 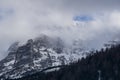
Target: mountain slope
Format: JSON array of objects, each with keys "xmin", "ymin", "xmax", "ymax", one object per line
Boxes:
[
  {"xmin": 11, "ymin": 44, "xmax": 120, "ymax": 80},
  {"xmin": 0, "ymin": 35, "xmax": 87, "ymax": 79}
]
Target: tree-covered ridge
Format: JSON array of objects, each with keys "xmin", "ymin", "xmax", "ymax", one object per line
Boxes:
[{"xmin": 7, "ymin": 44, "xmax": 120, "ymax": 80}]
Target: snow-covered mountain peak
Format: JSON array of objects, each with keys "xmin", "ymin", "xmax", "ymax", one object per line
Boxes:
[{"xmin": 0, "ymin": 34, "xmax": 87, "ymax": 79}]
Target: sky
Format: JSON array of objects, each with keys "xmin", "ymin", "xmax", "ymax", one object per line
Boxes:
[{"xmin": 0, "ymin": 0, "xmax": 120, "ymax": 60}]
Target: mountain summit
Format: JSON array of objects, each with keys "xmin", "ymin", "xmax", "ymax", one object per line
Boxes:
[{"xmin": 0, "ymin": 35, "xmax": 86, "ymax": 79}]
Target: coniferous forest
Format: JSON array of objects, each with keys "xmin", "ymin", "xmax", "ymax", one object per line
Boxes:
[{"xmin": 7, "ymin": 44, "xmax": 120, "ymax": 80}]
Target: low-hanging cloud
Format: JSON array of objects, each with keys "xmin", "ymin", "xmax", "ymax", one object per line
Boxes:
[{"xmin": 0, "ymin": 0, "xmax": 120, "ymax": 60}]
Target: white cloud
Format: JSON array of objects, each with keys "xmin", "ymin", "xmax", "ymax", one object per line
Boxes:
[{"xmin": 0, "ymin": 0, "xmax": 120, "ymax": 60}]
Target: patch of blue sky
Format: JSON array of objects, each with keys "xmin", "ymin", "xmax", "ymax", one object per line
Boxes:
[{"xmin": 73, "ymin": 15, "xmax": 94, "ymax": 22}]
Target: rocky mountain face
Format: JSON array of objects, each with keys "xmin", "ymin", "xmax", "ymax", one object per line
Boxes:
[
  {"xmin": 12, "ymin": 43, "xmax": 120, "ymax": 80},
  {"xmin": 0, "ymin": 35, "xmax": 87, "ymax": 79}
]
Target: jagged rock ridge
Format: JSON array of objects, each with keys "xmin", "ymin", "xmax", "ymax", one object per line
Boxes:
[{"xmin": 0, "ymin": 35, "xmax": 87, "ymax": 79}]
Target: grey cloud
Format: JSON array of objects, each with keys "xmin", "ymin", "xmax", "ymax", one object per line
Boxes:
[
  {"xmin": 37, "ymin": 0, "xmax": 120, "ymax": 13},
  {"xmin": 0, "ymin": 0, "xmax": 120, "ymax": 60}
]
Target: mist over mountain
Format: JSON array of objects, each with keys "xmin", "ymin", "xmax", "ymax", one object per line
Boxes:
[{"xmin": 0, "ymin": 0, "xmax": 120, "ymax": 60}]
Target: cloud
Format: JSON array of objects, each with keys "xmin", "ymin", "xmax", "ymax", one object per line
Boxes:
[{"xmin": 0, "ymin": 0, "xmax": 120, "ymax": 60}]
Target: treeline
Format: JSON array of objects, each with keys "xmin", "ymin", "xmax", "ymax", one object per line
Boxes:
[{"xmin": 7, "ymin": 44, "xmax": 120, "ymax": 80}]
